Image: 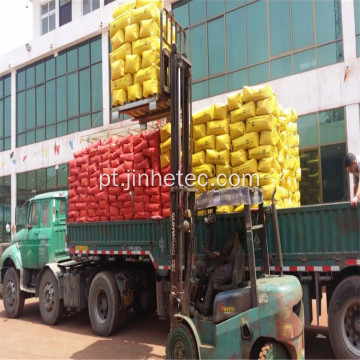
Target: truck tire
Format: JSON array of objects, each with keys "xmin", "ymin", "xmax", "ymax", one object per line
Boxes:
[
  {"xmin": 166, "ymin": 322, "xmax": 198, "ymax": 359},
  {"xmin": 88, "ymin": 271, "xmax": 120, "ymax": 336},
  {"xmin": 3, "ymin": 267, "xmax": 25, "ymax": 318},
  {"xmin": 39, "ymin": 269, "xmax": 64, "ymax": 325},
  {"xmin": 328, "ymin": 275, "xmax": 360, "ymax": 359}
]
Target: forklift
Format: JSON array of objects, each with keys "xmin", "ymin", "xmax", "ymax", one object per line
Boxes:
[{"xmin": 163, "ymin": 21, "xmax": 305, "ymax": 360}]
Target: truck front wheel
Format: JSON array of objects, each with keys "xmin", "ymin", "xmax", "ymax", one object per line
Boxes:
[
  {"xmin": 3, "ymin": 267, "xmax": 25, "ymax": 318},
  {"xmin": 88, "ymin": 271, "xmax": 121, "ymax": 336},
  {"xmin": 328, "ymin": 275, "xmax": 360, "ymax": 359},
  {"xmin": 39, "ymin": 269, "xmax": 63, "ymax": 325}
]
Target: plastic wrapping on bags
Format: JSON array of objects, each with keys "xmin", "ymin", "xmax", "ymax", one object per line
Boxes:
[
  {"xmin": 243, "ymin": 84, "xmax": 273, "ymax": 102},
  {"xmin": 229, "ymin": 121, "xmax": 245, "ymax": 140},
  {"xmin": 231, "ymin": 149, "xmax": 247, "ymax": 167},
  {"xmin": 128, "ymin": 83, "xmax": 143, "ymax": 102},
  {"xmin": 109, "ymin": 42, "xmax": 132, "ymax": 63},
  {"xmin": 207, "ymin": 119, "xmax": 229, "ymax": 136},
  {"xmin": 227, "ymin": 92, "xmax": 243, "ymax": 111},
  {"xmin": 215, "ymin": 134, "xmax": 231, "ymax": 152},
  {"xmin": 194, "ymin": 135, "xmax": 215, "ymax": 153},
  {"xmin": 143, "ymin": 79, "xmax": 160, "ymax": 98},
  {"xmin": 232, "ymin": 132, "xmax": 259, "ymax": 151},
  {"xmin": 125, "ymin": 23, "xmax": 140, "ymax": 42},
  {"xmin": 192, "ymin": 105, "xmax": 214, "ymax": 125},
  {"xmin": 110, "ymin": 29, "xmax": 125, "ymax": 51},
  {"xmin": 245, "ymin": 114, "xmax": 277, "ymax": 133}
]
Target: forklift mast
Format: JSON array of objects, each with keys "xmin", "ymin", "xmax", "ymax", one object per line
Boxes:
[{"xmin": 114, "ymin": 9, "xmax": 193, "ymax": 325}]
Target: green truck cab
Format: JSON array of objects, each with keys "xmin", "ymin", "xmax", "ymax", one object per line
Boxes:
[{"xmin": 1, "ymin": 191, "xmax": 68, "ymax": 318}]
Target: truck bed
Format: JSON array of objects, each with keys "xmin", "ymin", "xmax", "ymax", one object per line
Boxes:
[{"xmin": 67, "ymin": 202, "xmax": 360, "ymax": 270}]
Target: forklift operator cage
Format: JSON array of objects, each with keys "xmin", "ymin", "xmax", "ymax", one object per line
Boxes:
[{"xmin": 194, "ymin": 187, "xmax": 264, "ymax": 211}]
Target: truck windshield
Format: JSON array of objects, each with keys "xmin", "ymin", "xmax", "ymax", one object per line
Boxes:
[{"xmin": 15, "ymin": 205, "xmax": 27, "ymax": 232}]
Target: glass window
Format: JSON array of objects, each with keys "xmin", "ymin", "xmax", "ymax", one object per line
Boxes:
[
  {"xmin": 225, "ymin": 0, "xmax": 244, "ymax": 11},
  {"xmin": 207, "ymin": 0, "xmax": 224, "ymax": 18},
  {"xmin": 29, "ymin": 202, "xmax": 40, "ymax": 226},
  {"xmin": 17, "ymin": 70, "xmax": 26, "ymax": 92},
  {"xmin": 36, "ymin": 169, "xmax": 46, "ymax": 192},
  {"xmin": 192, "ymin": 81, "xmax": 208, "ymax": 101},
  {"xmin": 67, "ymin": 48, "xmax": 78, "ymax": 73},
  {"xmin": 41, "ymin": 202, "xmax": 50, "ymax": 226},
  {"xmin": 58, "ymin": 165, "xmax": 68, "ymax": 188},
  {"xmin": 79, "ymin": 68, "xmax": 90, "ymax": 113},
  {"xmin": 208, "ymin": 17, "xmax": 225, "ymax": 75},
  {"xmin": 67, "ymin": 73, "xmax": 79, "ymax": 117},
  {"xmin": 293, "ymin": 49, "xmax": 316, "ymax": 74},
  {"xmin": 226, "ymin": 8, "xmax": 246, "ymax": 71},
  {"xmin": 79, "ymin": 43, "xmax": 90, "ymax": 68},
  {"xmin": 56, "ymin": 53, "xmax": 67, "ymax": 77},
  {"xmin": 27, "ymin": 130, "xmax": 35, "ymax": 145},
  {"xmin": 247, "ymin": 0, "xmax": 268, "ymax": 65},
  {"xmin": 46, "ymin": 124, "xmax": 56, "ymax": 140},
  {"xmin": 26, "ymin": 67, "xmax": 35, "ymax": 88},
  {"xmin": 68, "ymin": 118, "xmax": 78, "ymax": 134},
  {"xmin": 173, "ymin": 1, "xmax": 189, "ymax": 29},
  {"xmin": 189, "ymin": 0, "xmax": 206, "ymax": 25},
  {"xmin": 228, "ymin": 69, "xmax": 247, "ymax": 92},
  {"xmin": 248, "ymin": 63, "xmax": 269, "ymax": 85},
  {"xmin": 321, "ymin": 143, "xmax": 347, "ymax": 202},
  {"xmin": 17, "ymin": 92, "xmax": 26, "ymax": 133},
  {"xmin": 91, "ymin": 111, "xmax": 103, "ymax": 127},
  {"xmin": 356, "ymin": 0, "xmax": 360, "ymax": 33},
  {"xmin": 80, "ymin": 114, "xmax": 91, "ymax": 130},
  {"xmin": 319, "ymin": 108, "xmax": 345, "ymax": 145},
  {"xmin": 91, "ymin": 63, "xmax": 102, "ymax": 112},
  {"xmin": 27, "ymin": 171, "xmax": 36, "ymax": 192},
  {"xmin": 271, "ymin": 56, "xmax": 292, "ymax": 80},
  {"xmin": 4, "ymin": 77, "xmax": 10, "ymax": 97},
  {"xmin": 299, "ymin": 149, "xmax": 321, "ymax": 205},
  {"xmin": 59, "ymin": 199, "xmax": 66, "ymax": 213},
  {"xmin": 270, "ymin": 0, "xmax": 291, "ymax": 56},
  {"xmin": 57, "ymin": 76, "xmax": 67, "ymax": 122},
  {"xmin": 291, "ymin": 0, "xmax": 314, "ymax": 49},
  {"xmin": 41, "ymin": 1, "xmax": 56, "ymax": 35},
  {"xmin": 209, "ymin": 75, "xmax": 226, "ymax": 96},
  {"xmin": 57, "ymin": 121, "xmax": 67, "ymax": 137},
  {"xmin": 26, "ymin": 89, "xmax": 35, "ymax": 129},
  {"xmin": 83, "ymin": 0, "xmax": 99, "ymax": 15},
  {"xmin": 191, "ymin": 25, "xmax": 207, "ymax": 80},
  {"xmin": 36, "ymin": 62, "xmax": 45, "ymax": 84},
  {"xmin": 36, "ymin": 85, "xmax": 45, "ymax": 127},
  {"xmin": 298, "ymin": 113, "xmax": 318, "ymax": 148},
  {"xmin": 317, "ymin": 41, "xmax": 343, "ymax": 67},
  {"xmin": 47, "ymin": 167, "xmax": 57, "ymax": 189},
  {"xmin": 90, "ymin": 38, "xmax": 102, "ymax": 64},
  {"xmin": 46, "ymin": 58, "xmax": 55, "ymax": 80},
  {"xmin": 59, "ymin": 0, "xmax": 72, "ymax": 27},
  {"xmin": 36, "ymin": 128, "xmax": 45, "ymax": 142},
  {"xmin": 46, "ymin": 80, "xmax": 56, "ymax": 124},
  {"xmin": 315, "ymin": 0, "xmax": 342, "ymax": 45}
]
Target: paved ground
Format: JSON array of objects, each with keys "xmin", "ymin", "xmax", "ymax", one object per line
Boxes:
[{"xmin": 0, "ymin": 297, "xmax": 335, "ymax": 359}]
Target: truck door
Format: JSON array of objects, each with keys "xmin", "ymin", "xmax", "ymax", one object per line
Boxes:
[
  {"xmin": 38, "ymin": 200, "xmax": 51, "ymax": 267},
  {"xmin": 20, "ymin": 201, "xmax": 40, "ymax": 269}
]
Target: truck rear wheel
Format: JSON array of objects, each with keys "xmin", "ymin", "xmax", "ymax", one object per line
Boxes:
[
  {"xmin": 39, "ymin": 269, "xmax": 63, "ymax": 325},
  {"xmin": 3, "ymin": 267, "xmax": 25, "ymax": 318},
  {"xmin": 88, "ymin": 271, "xmax": 121, "ymax": 336},
  {"xmin": 166, "ymin": 322, "xmax": 198, "ymax": 359},
  {"xmin": 328, "ymin": 275, "xmax": 360, "ymax": 359}
]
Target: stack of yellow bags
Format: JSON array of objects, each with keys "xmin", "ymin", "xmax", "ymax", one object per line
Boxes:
[
  {"xmin": 191, "ymin": 84, "xmax": 301, "ymax": 211},
  {"xmin": 109, "ymin": 0, "xmax": 172, "ymax": 106}
]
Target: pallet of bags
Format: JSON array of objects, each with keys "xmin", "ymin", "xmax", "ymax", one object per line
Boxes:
[{"xmin": 109, "ymin": 0, "xmax": 176, "ymax": 107}]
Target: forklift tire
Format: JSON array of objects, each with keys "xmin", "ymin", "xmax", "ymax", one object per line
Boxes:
[
  {"xmin": 88, "ymin": 271, "xmax": 121, "ymax": 337},
  {"xmin": 328, "ymin": 275, "xmax": 360, "ymax": 359},
  {"xmin": 3, "ymin": 267, "xmax": 25, "ymax": 318},
  {"xmin": 258, "ymin": 343, "xmax": 289, "ymax": 359},
  {"xmin": 166, "ymin": 322, "xmax": 198, "ymax": 359},
  {"xmin": 39, "ymin": 269, "xmax": 63, "ymax": 325}
]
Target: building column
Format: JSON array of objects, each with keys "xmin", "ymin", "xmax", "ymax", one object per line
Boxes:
[
  {"xmin": 10, "ymin": 70, "xmax": 17, "ymax": 238},
  {"xmin": 102, "ymin": 31, "xmax": 110, "ymax": 127}
]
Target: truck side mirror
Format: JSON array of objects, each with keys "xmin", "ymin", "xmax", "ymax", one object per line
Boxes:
[{"xmin": 5, "ymin": 223, "xmax": 11, "ymax": 234}]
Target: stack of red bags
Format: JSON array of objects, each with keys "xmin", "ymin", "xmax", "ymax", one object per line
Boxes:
[{"xmin": 133, "ymin": 130, "xmax": 163, "ymax": 219}]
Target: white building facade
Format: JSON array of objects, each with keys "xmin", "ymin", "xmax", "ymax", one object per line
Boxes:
[{"xmin": 0, "ymin": 0, "xmax": 359, "ymax": 242}]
